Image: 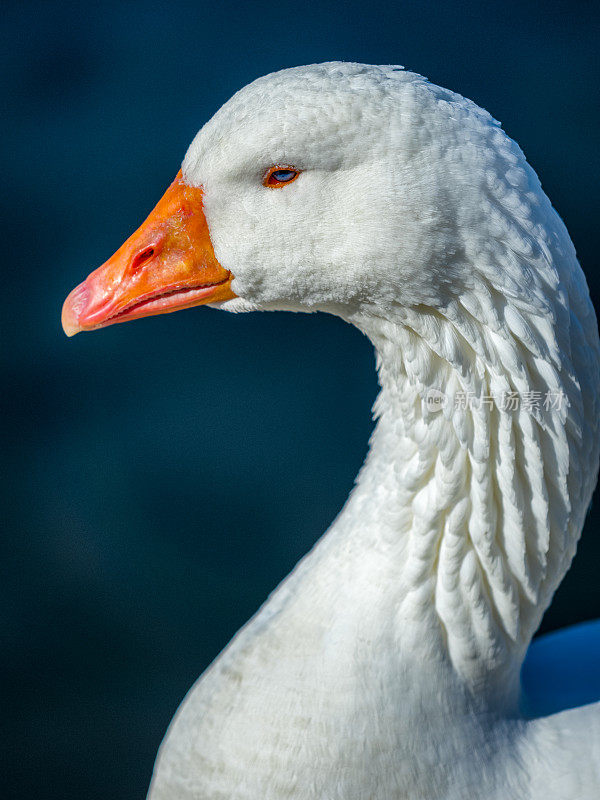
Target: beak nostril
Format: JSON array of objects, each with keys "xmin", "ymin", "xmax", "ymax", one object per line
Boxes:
[{"xmin": 131, "ymin": 246, "xmax": 155, "ymax": 272}]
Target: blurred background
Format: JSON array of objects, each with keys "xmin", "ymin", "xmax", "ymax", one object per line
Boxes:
[{"xmin": 2, "ymin": 1, "xmax": 599, "ymax": 797}]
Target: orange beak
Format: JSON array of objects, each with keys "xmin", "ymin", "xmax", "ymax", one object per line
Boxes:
[{"xmin": 61, "ymin": 170, "xmax": 235, "ymax": 336}]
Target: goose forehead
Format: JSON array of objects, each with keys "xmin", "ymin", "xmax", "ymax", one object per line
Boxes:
[
  {"xmin": 183, "ymin": 90, "xmax": 383, "ymax": 180},
  {"xmin": 216, "ymin": 61, "xmax": 420, "ymax": 118},
  {"xmin": 182, "ymin": 65, "xmax": 425, "ymax": 176},
  {"xmin": 182, "ymin": 63, "xmax": 499, "ymax": 184}
]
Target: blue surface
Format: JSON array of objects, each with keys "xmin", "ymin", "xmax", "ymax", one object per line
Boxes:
[{"xmin": 522, "ymin": 620, "xmax": 600, "ymax": 717}]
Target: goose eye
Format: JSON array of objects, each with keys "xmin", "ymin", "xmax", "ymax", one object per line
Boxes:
[{"xmin": 263, "ymin": 166, "xmax": 300, "ymax": 188}]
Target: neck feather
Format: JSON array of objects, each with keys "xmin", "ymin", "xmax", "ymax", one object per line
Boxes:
[{"xmin": 346, "ymin": 282, "xmax": 598, "ymax": 698}]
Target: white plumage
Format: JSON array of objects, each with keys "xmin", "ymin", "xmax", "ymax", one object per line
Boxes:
[{"xmin": 99, "ymin": 63, "xmax": 600, "ymax": 798}]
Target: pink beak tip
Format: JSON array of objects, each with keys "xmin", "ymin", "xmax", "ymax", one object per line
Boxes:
[{"xmin": 61, "ymin": 281, "xmax": 90, "ymax": 337}]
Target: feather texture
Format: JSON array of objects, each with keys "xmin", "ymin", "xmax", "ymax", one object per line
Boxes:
[{"xmin": 145, "ymin": 63, "xmax": 600, "ymax": 799}]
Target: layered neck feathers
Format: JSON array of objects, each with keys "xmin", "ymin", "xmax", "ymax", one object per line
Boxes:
[{"xmin": 344, "ymin": 275, "xmax": 598, "ymax": 706}]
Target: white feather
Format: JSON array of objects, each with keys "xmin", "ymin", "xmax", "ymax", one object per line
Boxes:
[{"xmin": 147, "ymin": 63, "xmax": 600, "ymax": 799}]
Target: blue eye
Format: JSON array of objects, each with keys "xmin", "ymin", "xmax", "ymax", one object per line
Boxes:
[
  {"xmin": 272, "ymin": 170, "xmax": 295, "ymax": 181},
  {"xmin": 264, "ymin": 166, "xmax": 300, "ymax": 187}
]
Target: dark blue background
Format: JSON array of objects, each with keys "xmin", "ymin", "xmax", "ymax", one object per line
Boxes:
[{"xmin": 3, "ymin": 1, "xmax": 599, "ymax": 797}]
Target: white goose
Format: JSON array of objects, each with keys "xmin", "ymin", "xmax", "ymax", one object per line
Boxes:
[{"xmin": 62, "ymin": 63, "xmax": 600, "ymax": 799}]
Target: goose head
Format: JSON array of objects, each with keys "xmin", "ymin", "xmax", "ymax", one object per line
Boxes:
[{"xmin": 63, "ymin": 62, "xmax": 505, "ymax": 330}]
